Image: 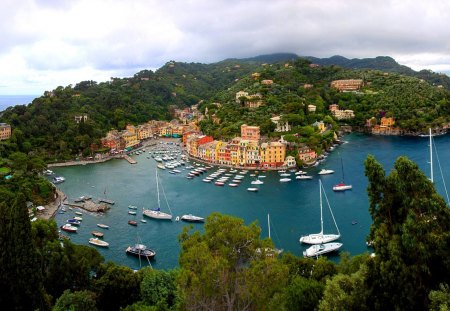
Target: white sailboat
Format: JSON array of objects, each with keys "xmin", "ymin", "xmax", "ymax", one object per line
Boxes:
[
  {"xmin": 143, "ymin": 169, "xmax": 173, "ymax": 220},
  {"xmin": 300, "ymin": 180, "xmax": 341, "ymax": 244},
  {"xmin": 333, "ymin": 157, "xmax": 352, "ymax": 191}
]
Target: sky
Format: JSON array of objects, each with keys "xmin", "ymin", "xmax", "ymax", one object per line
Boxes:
[{"xmin": 1, "ymin": 0, "xmax": 450, "ymax": 95}]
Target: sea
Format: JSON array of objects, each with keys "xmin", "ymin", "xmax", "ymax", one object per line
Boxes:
[
  {"xmin": 0, "ymin": 95, "xmax": 38, "ymax": 112},
  {"xmin": 50, "ymin": 133, "xmax": 450, "ymax": 270}
]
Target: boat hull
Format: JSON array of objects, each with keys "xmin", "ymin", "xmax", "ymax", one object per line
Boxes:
[
  {"xmin": 303, "ymin": 242, "xmax": 343, "ymax": 257},
  {"xmin": 299, "ymin": 233, "xmax": 340, "ymax": 245},
  {"xmin": 143, "ymin": 209, "xmax": 172, "ymax": 220},
  {"xmin": 181, "ymin": 215, "xmax": 205, "ymax": 223}
]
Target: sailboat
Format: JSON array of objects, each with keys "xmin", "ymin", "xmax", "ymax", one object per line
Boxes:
[
  {"xmin": 333, "ymin": 157, "xmax": 352, "ymax": 191},
  {"xmin": 426, "ymin": 128, "xmax": 450, "ymax": 205},
  {"xmin": 143, "ymin": 169, "xmax": 173, "ymax": 220},
  {"xmin": 300, "ymin": 180, "xmax": 341, "ymax": 244}
]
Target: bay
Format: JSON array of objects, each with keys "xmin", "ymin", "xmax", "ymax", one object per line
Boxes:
[
  {"xmin": 0, "ymin": 95, "xmax": 38, "ymax": 111},
  {"xmin": 51, "ymin": 133, "xmax": 450, "ymax": 270}
]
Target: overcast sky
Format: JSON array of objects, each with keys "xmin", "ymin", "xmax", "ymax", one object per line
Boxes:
[{"xmin": 1, "ymin": 0, "xmax": 450, "ymax": 95}]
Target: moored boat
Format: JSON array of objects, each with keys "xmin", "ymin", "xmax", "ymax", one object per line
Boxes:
[
  {"xmin": 89, "ymin": 238, "xmax": 109, "ymax": 247},
  {"xmin": 66, "ymin": 219, "xmax": 81, "ymax": 226},
  {"xmin": 91, "ymin": 231, "xmax": 104, "ymax": 238},
  {"xmin": 128, "ymin": 211, "xmax": 137, "ymax": 215},
  {"xmin": 128, "ymin": 220, "xmax": 138, "ymax": 226},
  {"xmin": 318, "ymin": 169, "xmax": 334, "ymax": 175},
  {"xmin": 303, "ymin": 242, "xmax": 343, "ymax": 258},
  {"xmin": 279, "ymin": 178, "xmax": 291, "ymax": 183},
  {"xmin": 332, "ymin": 183, "xmax": 352, "ymax": 191},
  {"xmin": 247, "ymin": 187, "xmax": 259, "ymax": 192},
  {"xmin": 180, "ymin": 214, "xmax": 205, "ymax": 223},
  {"xmin": 126, "ymin": 244, "xmax": 156, "ymax": 259},
  {"xmin": 296, "ymin": 175, "xmax": 313, "ymax": 180},
  {"xmin": 60, "ymin": 224, "xmax": 78, "ymax": 233},
  {"xmin": 97, "ymin": 223, "xmax": 109, "ymax": 229}
]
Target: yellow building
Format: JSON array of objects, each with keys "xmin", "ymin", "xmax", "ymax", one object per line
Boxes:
[
  {"xmin": 172, "ymin": 126, "xmax": 184, "ymax": 138},
  {"xmin": 260, "ymin": 142, "xmax": 286, "ymax": 168},
  {"xmin": 137, "ymin": 125, "xmax": 151, "ymax": 140},
  {"xmin": 122, "ymin": 130, "xmax": 139, "ymax": 148},
  {"xmin": 160, "ymin": 126, "xmax": 172, "ymax": 137},
  {"xmin": 244, "ymin": 140, "xmax": 260, "ymax": 166},
  {"xmin": 0, "ymin": 123, "xmax": 11, "ymax": 141}
]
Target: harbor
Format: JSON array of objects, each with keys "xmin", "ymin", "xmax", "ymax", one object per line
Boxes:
[{"xmin": 49, "ymin": 133, "xmax": 450, "ymax": 270}]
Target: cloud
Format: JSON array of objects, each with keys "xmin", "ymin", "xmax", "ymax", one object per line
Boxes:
[{"xmin": 1, "ymin": 0, "xmax": 450, "ymax": 94}]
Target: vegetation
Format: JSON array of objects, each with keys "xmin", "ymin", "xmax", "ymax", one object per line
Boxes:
[{"xmin": 3, "ymin": 153, "xmax": 450, "ymax": 310}]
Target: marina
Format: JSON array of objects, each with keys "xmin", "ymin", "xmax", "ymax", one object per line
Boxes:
[{"xmin": 50, "ymin": 134, "xmax": 450, "ymax": 270}]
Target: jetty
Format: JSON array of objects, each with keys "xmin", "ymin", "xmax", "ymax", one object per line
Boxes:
[
  {"xmin": 65, "ymin": 200, "xmax": 110, "ymax": 213},
  {"xmin": 123, "ymin": 155, "xmax": 137, "ymax": 164},
  {"xmin": 98, "ymin": 198, "xmax": 115, "ymax": 205}
]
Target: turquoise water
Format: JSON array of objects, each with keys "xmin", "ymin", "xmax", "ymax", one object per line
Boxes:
[{"xmin": 51, "ymin": 133, "xmax": 450, "ymax": 270}]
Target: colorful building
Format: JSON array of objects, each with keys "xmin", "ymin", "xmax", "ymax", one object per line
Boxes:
[
  {"xmin": 259, "ymin": 142, "xmax": 286, "ymax": 168},
  {"xmin": 241, "ymin": 124, "xmax": 260, "ymax": 141},
  {"xmin": 0, "ymin": 123, "xmax": 11, "ymax": 141},
  {"xmin": 297, "ymin": 146, "xmax": 317, "ymax": 163}
]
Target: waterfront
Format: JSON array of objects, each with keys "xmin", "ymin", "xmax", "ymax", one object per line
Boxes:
[{"xmin": 51, "ymin": 133, "xmax": 450, "ymax": 270}]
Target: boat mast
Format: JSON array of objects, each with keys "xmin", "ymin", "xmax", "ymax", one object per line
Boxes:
[
  {"xmin": 319, "ymin": 180, "xmax": 324, "ymax": 235},
  {"xmin": 156, "ymin": 169, "xmax": 161, "ymax": 209},
  {"xmin": 341, "ymin": 157, "xmax": 345, "ymax": 183},
  {"xmin": 429, "ymin": 128, "xmax": 433, "ymax": 183},
  {"xmin": 268, "ymin": 214, "xmax": 271, "ymax": 239},
  {"xmin": 322, "ymin": 181, "xmax": 341, "ymax": 236}
]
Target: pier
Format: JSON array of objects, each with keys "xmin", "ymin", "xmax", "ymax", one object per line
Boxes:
[
  {"xmin": 122, "ymin": 155, "xmax": 137, "ymax": 164},
  {"xmin": 98, "ymin": 198, "xmax": 115, "ymax": 205}
]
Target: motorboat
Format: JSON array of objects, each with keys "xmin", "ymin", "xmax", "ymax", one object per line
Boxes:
[
  {"xmin": 128, "ymin": 211, "xmax": 137, "ymax": 215},
  {"xmin": 73, "ymin": 216, "xmax": 83, "ymax": 221},
  {"xmin": 128, "ymin": 220, "xmax": 138, "ymax": 226},
  {"xmin": 91, "ymin": 231, "xmax": 104, "ymax": 238},
  {"xmin": 126, "ymin": 244, "xmax": 156, "ymax": 259},
  {"xmin": 66, "ymin": 219, "xmax": 81, "ymax": 226},
  {"xmin": 97, "ymin": 223, "xmax": 109, "ymax": 229},
  {"xmin": 215, "ymin": 181, "xmax": 225, "ymax": 186},
  {"xmin": 279, "ymin": 173, "xmax": 291, "ymax": 177},
  {"xmin": 89, "ymin": 238, "xmax": 109, "ymax": 248},
  {"xmin": 251, "ymin": 179, "xmax": 264, "ymax": 185},
  {"xmin": 140, "ymin": 219, "xmax": 147, "ymax": 223},
  {"xmin": 52, "ymin": 176, "xmax": 65, "ymax": 184},
  {"xmin": 332, "ymin": 183, "xmax": 352, "ymax": 191},
  {"xmin": 128, "ymin": 205, "xmax": 138, "ymax": 209},
  {"xmin": 303, "ymin": 243, "xmax": 343, "ymax": 258},
  {"xmin": 279, "ymin": 178, "xmax": 291, "ymax": 183},
  {"xmin": 295, "ymin": 171, "xmax": 307, "ymax": 175},
  {"xmin": 180, "ymin": 214, "xmax": 205, "ymax": 223},
  {"xmin": 296, "ymin": 175, "xmax": 313, "ymax": 180},
  {"xmin": 247, "ymin": 187, "xmax": 259, "ymax": 192},
  {"xmin": 43, "ymin": 169, "xmax": 54, "ymax": 175},
  {"xmin": 229, "ymin": 183, "xmax": 239, "ymax": 187},
  {"xmin": 60, "ymin": 224, "xmax": 78, "ymax": 233},
  {"xmin": 318, "ymin": 169, "xmax": 334, "ymax": 175}
]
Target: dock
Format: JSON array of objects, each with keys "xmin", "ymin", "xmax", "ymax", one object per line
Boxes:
[
  {"xmin": 123, "ymin": 155, "xmax": 137, "ymax": 164},
  {"xmin": 98, "ymin": 198, "xmax": 115, "ymax": 205}
]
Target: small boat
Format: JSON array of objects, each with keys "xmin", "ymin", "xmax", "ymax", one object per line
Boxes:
[
  {"xmin": 73, "ymin": 216, "xmax": 83, "ymax": 221},
  {"xmin": 332, "ymin": 183, "xmax": 353, "ymax": 191},
  {"xmin": 352, "ymin": 220, "xmax": 358, "ymax": 225},
  {"xmin": 318, "ymin": 169, "xmax": 334, "ymax": 175},
  {"xmin": 140, "ymin": 219, "xmax": 147, "ymax": 223},
  {"xmin": 75, "ymin": 211, "xmax": 83, "ymax": 216},
  {"xmin": 43, "ymin": 169, "xmax": 54, "ymax": 175},
  {"xmin": 97, "ymin": 223, "xmax": 109, "ymax": 229},
  {"xmin": 303, "ymin": 243, "xmax": 343, "ymax": 258},
  {"xmin": 202, "ymin": 178, "xmax": 212, "ymax": 183},
  {"xmin": 128, "ymin": 205, "xmax": 138, "ymax": 209},
  {"xmin": 89, "ymin": 238, "xmax": 109, "ymax": 247},
  {"xmin": 279, "ymin": 178, "xmax": 291, "ymax": 183},
  {"xmin": 279, "ymin": 173, "xmax": 291, "ymax": 177},
  {"xmin": 126, "ymin": 244, "xmax": 156, "ymax": 259},
  {"xmin": 52, "ymin": 176, "xmax": 65, "ymax": 184},
  {"xmin": 157, "ymin": 163, "xmax": 166, "ymax": 170},
  {"xmin": 128, "ymin": 220, "xmax": 138, "ymax": 226},
  {"xmin": 229, "ymin": 183, "xmax": 239, "ymax": 187},
  {"xmin": 128, "ymin": 211, "xmax": 137, "ymax": 215},
  {"xmin": 251, "ymin": 179, "xmax": 264, "ymax": 185},
  {"xmin": 66, "ymin": 219, "xmax": 81, "ymax": 226},
  {"xmin": 60, "ymin": 224, "xmax": 78, "ymax": 233},
  {"xmin": 175, "ymin": 216, "xmax": 180, "ymax": 222},
  {"xmin": 91, "ymin": 231, "xmax": 104, "ymax": 238},
  {"xmin": 215, "ymin": 181, "xmax": 225, "ymax": 186},
  {"xmin": 180, "ymin": 214, "xmax": 205, "ymax": 223},
  {"xmin": 247, "ymin": 187, "xmax": 259, "ymax": 192},
  {"xmin": 295, "ymin": 171, "xmax": 307, "ymax": 175},
  {"xmin": 296, "ymin": 175, "xmax": 313, "ymax": 180}
]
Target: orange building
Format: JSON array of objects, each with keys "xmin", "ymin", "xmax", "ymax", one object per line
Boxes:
[
  {"xmin": 241, "ymin": 124, "xmax": 260, "ymax": 141},
  {"xmin": 259, "ymin": 142, "xmax": 286, "ymax": 168}
]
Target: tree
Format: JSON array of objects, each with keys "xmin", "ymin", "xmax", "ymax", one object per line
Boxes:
[
  {"xmin": 177, "ymin": 213, "xmax": 287, "ymax": 311},
  {"xmin": 283, "ymin": 276, "xmax": 324, "ymax": 311},
  {"xmin": 53, "ymin": 290, "xmax": 98, "ymax": 311},
  {"xmin": 138, "ymin": 268, "xmax": 179, "ymax": 310},
  {"xmin": 364, "ymin": 155, "xmax": 450, "ymax": 310}
]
